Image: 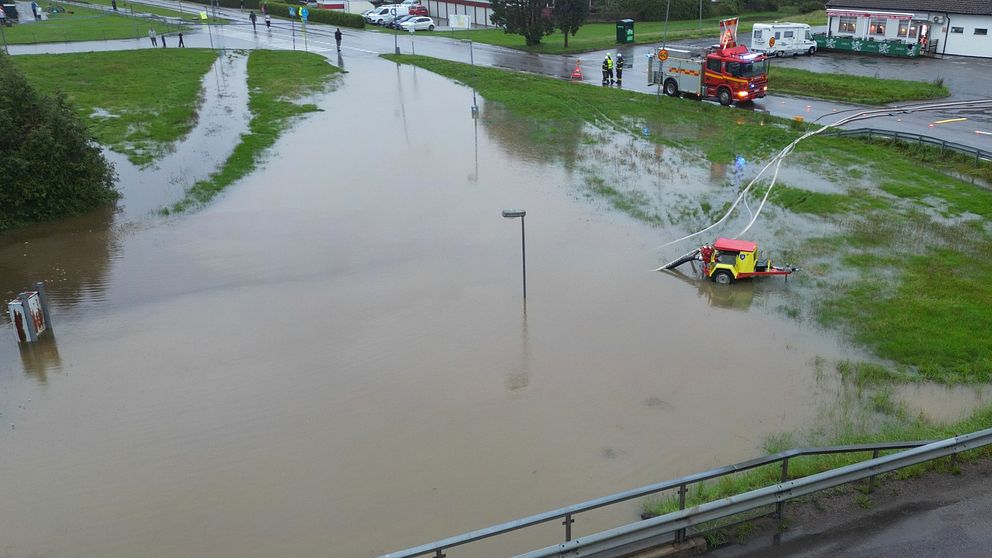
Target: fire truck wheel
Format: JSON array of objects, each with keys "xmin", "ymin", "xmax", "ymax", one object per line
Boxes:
[
  {"xmin": 713, "ymin": 270, "xmax": 734, "ymax": 285},
  {"xmin": 717, "ymin": 88, "xmax": 732, "ymax": 106},
  {"xmin": 664, "ymin": 79, "xmax": 679, "ymax": 97}
]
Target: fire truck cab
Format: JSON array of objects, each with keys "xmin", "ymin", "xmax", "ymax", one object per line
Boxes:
[{"xmin": 652, "ymin": 45, "xmax": 769, "ymax": 106}]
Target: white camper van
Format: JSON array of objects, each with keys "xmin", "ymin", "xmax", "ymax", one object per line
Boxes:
[{"xmin": 751, "ymin": 23, "xmax": 817, "ymax": 56}]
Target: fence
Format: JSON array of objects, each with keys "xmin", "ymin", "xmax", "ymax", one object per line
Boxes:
[
  {"xmin": 826, "ymin": 127, "xmax": 992, "ymax": 167},
  {"xmin": 379, "ymin": 429, "xmax": 992, "ymax": 558}
]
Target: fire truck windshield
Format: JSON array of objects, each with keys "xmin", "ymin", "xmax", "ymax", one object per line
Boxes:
[{"xmin": 726, "ymin": 60, "xmax": 768, "ymax": 78}]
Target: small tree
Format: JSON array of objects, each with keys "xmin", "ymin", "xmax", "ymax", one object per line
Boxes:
[
  {"xmin": 0, "ymin": 54, "xmax": 117, "ymax": 232},
  {"xmin": 553, "ymin": 0, "xmax": 589, "ymax": 48},
  {"xmin": 490, "ymin": 0, "xmax": 554, "ymax": 47}
]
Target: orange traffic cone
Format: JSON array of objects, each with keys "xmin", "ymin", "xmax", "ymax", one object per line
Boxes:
[{"xmin": 571, "ymin": 60, "xmax": 583, "ymax": 81}]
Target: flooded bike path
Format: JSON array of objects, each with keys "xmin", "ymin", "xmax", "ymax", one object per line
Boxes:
[{"xmin": 1, "ymin": 56, "xmax": 989, "ymax": 557}]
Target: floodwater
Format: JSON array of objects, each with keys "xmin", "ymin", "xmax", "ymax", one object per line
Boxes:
[{"xmin": 1, "ymin": 54, "xmax": 990, "ymax": 558}]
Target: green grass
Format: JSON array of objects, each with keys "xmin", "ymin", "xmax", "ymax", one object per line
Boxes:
[
  {"xmin": 75, "ymin": 0, "xmax": 227, "ymax": 23},
  {"xmin": 642, "ymin": 403, "xmax": 992, "ymax": 519},
  {"xmin": 166, "ymin": 50, "xmax": 340, "ymax": 213},
  {"xmin": 770, "ymin": 67, "xmax": 949, "ymax": 105},
  {"xmin": 2, "ymin": 4, "xmax": 184, "ymax": 44},
  {"xmin": 440, "ymin": 10, "xmax": 826, "ymax": 55},
  {"xmin": 13, "ymin": 49, "xmax": 219, "ymax": 166}
]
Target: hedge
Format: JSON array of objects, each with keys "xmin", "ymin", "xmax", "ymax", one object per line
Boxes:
[{"xmin": 182, "ymin": 0, "xmax": 365, "ymax": 28}]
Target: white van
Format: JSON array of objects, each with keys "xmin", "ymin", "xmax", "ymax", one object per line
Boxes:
[
  {"xmin": 751, "ymin": 23, "xmax": 817, "ymax": 56},
  {"xmin": 367, "ymin": 4, "xmax": 408, "ymax": 25}
]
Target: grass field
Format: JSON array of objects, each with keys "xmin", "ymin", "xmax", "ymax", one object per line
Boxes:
[
  {"xmin": 2, "ymin": 4, "xmax": 184, "ymax": 44},
  {"xmin": 167, "ymin": 50, "xmax": 340, "ymax": 212},
  {"xmin": 439, "ymin": 10, "xmax": 826, "ymax": 55},
  {"xmin": 13, "ymin": 49, "xmax": 218, "ymax": 166},
  {"xmin": 383, "ymin": 54, "xmax": 992, "ymax": 385},
  {"xmin": 771, "ymin": 67, "xmax": 949, "ymax": 105},
  {"xmin": 75, "ymin": 0, "xmax": 227, "ymax": 24}
]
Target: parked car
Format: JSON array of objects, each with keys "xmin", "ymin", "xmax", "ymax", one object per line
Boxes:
[
  {"xmin": 370, "ymin": 4, "xmax": 409, "ymax": 25},
  {"xmin": 400, "ymin": 16, "xmax": 434, "ymax": 31},
  {"xmin": 407, "ymin": 4, "xmax": 427, "ymax": 16},
  {"xmin": 388, "ymin": 15, "xmax": 414, "ymax": 29}
]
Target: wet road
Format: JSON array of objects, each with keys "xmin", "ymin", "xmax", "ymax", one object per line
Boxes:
[
  {"xmin": 12, "ymin": 1, "xmax": 991, "ymax": 152},
  {"xmin": 3, "ymin": 11, "xmax": 992, "ymax": 558}
]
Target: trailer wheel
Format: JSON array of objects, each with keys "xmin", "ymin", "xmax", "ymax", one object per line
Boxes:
[
  {"xmin": 807, "ymin": 46, "xmax": 816, "ymax": 56},
  {"xmin": 663, "ymin": 79, "xmax": 679, "ymax": 97},
  {"xmin": 713, "ymin": 270, "xmax": 734, "ymax": 285},
  {"xmin": 717, "ymin": 88, "xmax": 732, "ymax": 106}
]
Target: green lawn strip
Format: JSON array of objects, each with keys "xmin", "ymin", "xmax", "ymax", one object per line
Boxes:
[
  {"xmin": 439, "ymin": 10, "xmax": 826, "ymax": 55},
  {"xmin": 13, "ymin": 49, "xmax": 218, "ymax": 166},
  {"xmin": 643, "ymin": 403, "xmax": 992, "ymax": 517},
  {"xmin": 761, "ymin": 184, "xmax": 888, "ymax": 216},
  {"xmin": 166, "ymin": 50, "xmax": 339, "ymax": 213},
  {"xmin": 74, "ymin": 0, "xmax": 227, "ymax": 23},
  {"xmin": 770, "ymin": 67, "xmax": 949, "ymax": 105},
  {"xmin": 2, "ymin": 4, "xmax": 184, "ymax": 44}
]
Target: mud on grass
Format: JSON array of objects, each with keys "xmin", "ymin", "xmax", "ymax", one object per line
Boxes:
[{"xmin": 166, "ymin": 50, "xmax": 341, "ymax": 214}]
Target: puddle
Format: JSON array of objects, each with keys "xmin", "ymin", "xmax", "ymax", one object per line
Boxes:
[{"xmin": 0, "ymin": 57, "xmax": 988, "ymax": 558}]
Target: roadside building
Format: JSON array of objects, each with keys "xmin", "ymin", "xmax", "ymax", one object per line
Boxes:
[
  {"xmin": 823, "ymin": 0, "xmax": 992, "ymax": 58},
  {"xmin": 426, "ymin": 0, "xmax": 493, "ymax": 28}
]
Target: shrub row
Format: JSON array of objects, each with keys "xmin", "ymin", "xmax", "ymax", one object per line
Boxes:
[{"xmin": 181, "ymin": 0, "xmax": 365, "ymax": 28}]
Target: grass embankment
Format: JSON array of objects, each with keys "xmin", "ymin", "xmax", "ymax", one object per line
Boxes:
[
  {"xmin": 166, "ymin": 50, "xmax": 339, "ymax": 213},
  {"xmin": 441, "ymin": 10, "xmax": 826, "ymax": 55},
  {"xmin": 14, "ymin": 49, "xmax": 219, "ymax": 166},
  {"xmin": 76, "ymin": 0, "xmax": 227, "ymax": 24},
  {"xmin": 642, "ymin": 403, "xmax": 992, "ymax": 519},
  {"xmin": 770, "ymin": 67, "xmax": 949, "ymax": 105},
  {"xmin": 2, "ymin": 4, "xmax": 183, "ymax": 44},
  {"xmin": 383, "ymin": 54, "xmax": 992, "ymax": 385}
]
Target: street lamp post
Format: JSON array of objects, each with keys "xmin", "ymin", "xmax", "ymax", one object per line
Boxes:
[{"xmin": 502, "ymin": 210, "xmax": 527, "ymax": 299}]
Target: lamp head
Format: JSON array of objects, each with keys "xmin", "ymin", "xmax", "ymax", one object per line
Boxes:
[{"xmin": 502, "ymin": 210, "xmax": 526, "ymax": 219}]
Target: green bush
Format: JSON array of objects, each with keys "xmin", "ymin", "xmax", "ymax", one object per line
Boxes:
[
  {"xmin": 0, "ymin": 54, "xmax": 117, "ymax": 232},
  {"xmin": 183, "ymin": 0, "xmax": 365, "ymax": 27},
  {"xmin": 268, "ymin": 1, "xmax": 365, "ymax": 27}
]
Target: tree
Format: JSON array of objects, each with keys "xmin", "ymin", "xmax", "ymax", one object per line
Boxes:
[
  {"xmin": 0, "ymin": 54, "xmax": 117, "ymax": 232},
  {"xmin": 490, "ymin": 0, "xmax": 554, "ymax": 47},
  {"xmin": 553, "ymin": 0, "xmax": 589, "ymax": 48}
]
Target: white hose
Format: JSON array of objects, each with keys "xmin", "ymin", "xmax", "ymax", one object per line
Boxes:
[{"xmin": 656, "ymin": 99, "xmax": 992, "ymax": 251}]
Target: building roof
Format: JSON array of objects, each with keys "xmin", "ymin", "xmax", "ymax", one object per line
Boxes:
[{"xmin": 826, "ymin": 0, "xmax": 992, "ymax": 15}]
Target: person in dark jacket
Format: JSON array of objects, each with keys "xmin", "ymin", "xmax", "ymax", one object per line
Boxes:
[
  {"xmin": 602, "ymin": 55, "xmax": 609, "ymax": 85},
  {"xmin": 249, "ymin": 10, "xmax": 257, "ymax": 31},
  {"xmin": 335, "ymin": 28, "xmax": 342, "ymax": 51},
  {"xmin": 615, "ymin": 52, "xmax": 624, "ymax": 86}
]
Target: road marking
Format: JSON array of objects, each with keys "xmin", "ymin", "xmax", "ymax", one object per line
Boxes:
[
  {"xmin": 933, "ymin": 117, "xmax": 968, "ymax": 125},
  {"xmin": 977, "ymin": 130, "xmax": 992, "ymax": 136}
]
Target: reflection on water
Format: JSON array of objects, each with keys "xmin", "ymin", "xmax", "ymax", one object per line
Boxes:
[{"xmin": 18, "ymin": 335, "xmax": 63, "ymax": 384}]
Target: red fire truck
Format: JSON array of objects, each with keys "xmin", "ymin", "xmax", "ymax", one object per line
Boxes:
[{"xmin": 648, "ymin": 18, "xmax": 769, "ymax": 106}]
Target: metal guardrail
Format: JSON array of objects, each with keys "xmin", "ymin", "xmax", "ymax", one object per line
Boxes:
[
  {"xmin": 827, "ymin": 127, "xmax": 992, "ymax": 166},
  {"xmin": 517, "ymin": 428, "xmax": 992, "ymax": 558},
  {"xmin": 377, "ymin": 434, "xmax": 988, "ymax": 558}
]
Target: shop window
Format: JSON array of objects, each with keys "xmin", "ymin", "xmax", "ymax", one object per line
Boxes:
[
  {"xmin": 838, "ymin": 16, "xmax": 856, "ymax": 34},
  {"xmin": 869, "ymin": 17, "xmax": 886, "ymax": 36},
  {"xmin": 950, "ymin": 27, "xmax": 964, "ymax": 34}
]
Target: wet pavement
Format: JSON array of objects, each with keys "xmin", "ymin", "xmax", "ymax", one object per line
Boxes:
[{"xmin": 2, "ymin": 10, "xmax": 992, "ymax": 558}]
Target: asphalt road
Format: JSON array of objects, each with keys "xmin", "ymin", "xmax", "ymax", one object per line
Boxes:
[
  {"xmin": 712, "ymin": 457, "xmax": 992, "ymax": 558},
  {"xmin": 9, "ymin": 1, "xmax": 991, "ymax": 153}
]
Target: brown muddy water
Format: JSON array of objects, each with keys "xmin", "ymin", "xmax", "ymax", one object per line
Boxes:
[{"xmin": 1, "ymin": 56, "xmax": 990, "ymax": 558}]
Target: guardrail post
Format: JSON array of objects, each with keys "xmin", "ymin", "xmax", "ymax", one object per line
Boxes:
[
  {"xmin": 434, "ymin": 550, "xmax": 445, "ymax": 558},
  {"xmin": 940, "ymin": 140, "xmax": 946, "ymax": 154},
  {"xmin": 776, "ymin": 458, "xmax": 789, "ymax": 519},
  {"xmin": 867, "ymin": 129, "xmax": 872, "ymax": 141},
  {"xmin": 867, "ymin": 449, "xmax": 880, "ymax": 493},
  {"xmin": 676, "ymin": 483, "xmax": 688, "ymax": 543},
  {"xmin": 563, "ymin": 514, "xmax": 574, "ymax": 542}
]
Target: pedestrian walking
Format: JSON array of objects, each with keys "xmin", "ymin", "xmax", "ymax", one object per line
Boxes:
[
  {"xmin": 615, "ymin": 52, "xmax": 624, "ymax": 86},
  {"xmin": 249, "ymin": 11, "xmax": 257, "ymax": 31},
  {"xmin": 148, "ymin": 28, "xmax": 158, "ymax": 46},
  {"xmin": 178, "ymin": 32, "xmax": 185, "ymax": 47},
  {"xmin": 265, "ymin": 14, "xmax": 271, "ymax": 29},
  {"xmin": 161, "ymin": 33, "xmax": 167, "ymax": 47},
  {"xmin": 31, "ymin": 0, "xmax": 39, "ymax": 19},
  {"xmin": 335, "ymin": 28, "xmax": 342, "ymax": 51},
  {"xmin": 111, "ymin": 0, "xmax": 117, "ymax": 11},
  {"xmin": 239, "ymin": 0, "xmax": 244, "ymax": 10}
]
